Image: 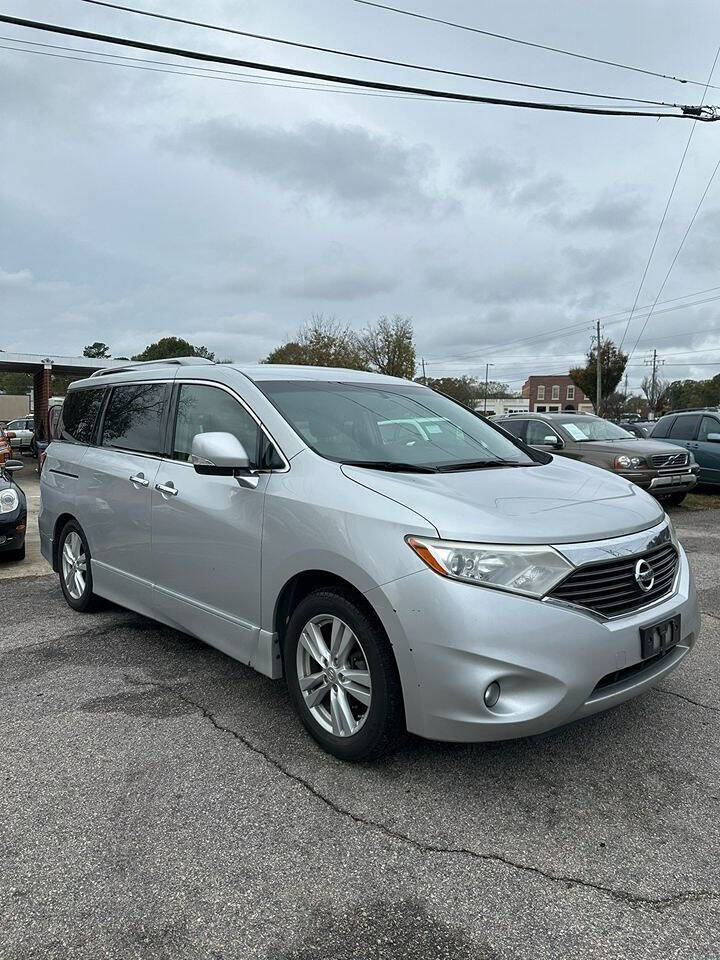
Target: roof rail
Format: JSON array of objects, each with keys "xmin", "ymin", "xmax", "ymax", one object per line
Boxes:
[
  {"xmin": 668, "ymin": 406, "xmax": 720, "ymax": 414},
  {"xmin": 89, "ymin": 356, "xmax": 215, "ymax": 378}
]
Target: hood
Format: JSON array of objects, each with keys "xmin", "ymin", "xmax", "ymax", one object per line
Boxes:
[
  {"xmin": 342, "ymin": 457, "xmax": 664, "ymax": 544},
  {"xmin": 574, "ymin": 439, "xmax": 689, "ymax": 459}
]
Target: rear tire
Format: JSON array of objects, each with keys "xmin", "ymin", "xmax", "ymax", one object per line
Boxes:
[
  {"xmin": 284, "ymin": 588, "xmax": 406, "ymax": 761},
  {"xmin": 57, "ymin": 520, "xmax": 100, "ymax": 612}
]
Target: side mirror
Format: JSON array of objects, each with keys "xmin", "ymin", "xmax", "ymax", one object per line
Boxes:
[
  {"xmin": 191, "ymin": 432, "xmax": 251, "ymax": 474},
  {"xmin": 707, "ymin": 433, "xmax": 720, "ymax": 443},
  {"xmin": 5, "ymin": 431, "xmax": 15, "ymax": 439},
  {"xmin": 4, "ymin": 459, "xmax": 23, "ymax": 473},
  {"xmin": 543, "ymin": 435, "xmax": 562, "ymax": 448}
]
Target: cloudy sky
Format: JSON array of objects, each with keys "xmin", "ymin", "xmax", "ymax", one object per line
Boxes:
[{"xmin": 1, "ymin": 0, "xmax": 719, "ymax": 393}]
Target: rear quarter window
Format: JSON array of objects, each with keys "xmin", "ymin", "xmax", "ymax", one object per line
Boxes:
[
  {"xmin": 651, "ymin": 416, "xmax": 674, "ymax": 438},
  {"xmin": 59, "ymin": 389, "xmax": 105, "ymax": 445}
]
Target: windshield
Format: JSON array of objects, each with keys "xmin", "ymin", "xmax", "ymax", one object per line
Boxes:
[
  {"xmin": 257, "ymin": 380, "xmax": 537, "ymax": 469},
  {"xmin": 559, "ymin": 418, "xmax": 635, "ymax": 442}
]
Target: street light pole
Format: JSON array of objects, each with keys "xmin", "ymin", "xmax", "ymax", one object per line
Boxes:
[{"xmin": 483, "ymin": 362, "xmax": 494, "ymax": 414}]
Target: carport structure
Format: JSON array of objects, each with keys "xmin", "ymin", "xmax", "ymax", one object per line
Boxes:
[{"xmin": 0, "ymin": 353, "xmax": 115, "ymax": 440}]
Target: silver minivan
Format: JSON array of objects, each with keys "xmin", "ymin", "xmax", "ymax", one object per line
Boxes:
[{"xmin": 39, "ymin": 359, "xmax": 699, "ymax": 760}]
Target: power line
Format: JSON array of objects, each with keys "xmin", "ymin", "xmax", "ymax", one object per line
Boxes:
[
  {"xmin": 72, "ymin": 0, "xmax": 688, "ymax": 108},
  {"xmin": 350, "ymin": 0, "xmax": 720, "ymax": 92},
  {"xmin": 0, "ymin": 40, "xmax": 445, "ymax": 101},
  {"xmin": 618, "ymin": 46, "xmax": 720, "ymax": 349},
  {"xmin": 424, "ymin": 290, "xmax": 720, "ymax": 364},
  {"xmin": 627, "ymin": 155, "xmax": 720, "ymax": 359},
  {"xmin": 1, "ymin": 37, "xmax": 677, "ymax": 109},
  {"xmin": 0, "ymin": 14, "xmax": 714, "ymax": 120}
]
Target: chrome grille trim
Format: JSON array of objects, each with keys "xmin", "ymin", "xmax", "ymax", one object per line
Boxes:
[
  {"xmin": 650, "ymin": 452, "xmax": 689, "ymax": 468},
  {"xmin": 548, "ymin": 542, "xmax": 679, "ymax": 617}
]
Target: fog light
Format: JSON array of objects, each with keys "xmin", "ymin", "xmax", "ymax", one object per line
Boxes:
[{"xmin": 484, "ymin": 681, "xmax": 501, "ymax": 708}]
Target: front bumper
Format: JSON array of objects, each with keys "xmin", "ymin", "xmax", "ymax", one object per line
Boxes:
[
  {"xmin": 618, "ymin": 466, "xmax": 698, "ymax": 495},
  {"xmin": 0, "ymin": 509, "xmax": 26, "ymax": 553},
  {"xmin": 366, "ymin": 543, "xmax": 698, "ymax": 743}
]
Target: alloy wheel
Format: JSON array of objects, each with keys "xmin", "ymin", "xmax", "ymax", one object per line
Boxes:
[
  {"xmin": 296, "ymin": 615, "xmax": 372, "ymax": 737},
  {"xmin": 62, "ymin": 531, "xmax": 87, "ymax": 600}
]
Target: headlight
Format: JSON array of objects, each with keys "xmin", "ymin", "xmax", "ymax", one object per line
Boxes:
[
  {"xmin": 665, "ymin": 514, "xmax": 679, "ymax": 548},
  {"xmin": 406, "ymin": 536, "xmax": 573, "ymax": 597},
  {"xmin": 0, "ymin": 488, "xmax": 19, "ymax": 514},
  {"xmin": 687, "ymin": 451, "xmax": 696, "ymax": 464},
  {"xmin": 613, "ymin": 455, "xmax": 644, "ymax": 470}
]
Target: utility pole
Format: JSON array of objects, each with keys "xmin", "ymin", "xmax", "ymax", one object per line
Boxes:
[
  {"xmin": 596, "ymin": 319, "xmax": 602, "ymax": 417},
  {"xmin": 421, "ymin": 356, "xmax": 427, "ymax": 384},
  {"xmin": 483, "ymin": 362, "xmax": 494, "ymax": 414},
  {"xmin": 644, "ymin": 350, "xmax": 664, "ymax": 419},
  {"xmin": 623, "ymin": 372, "xmax": 629, "ymax": 416}
]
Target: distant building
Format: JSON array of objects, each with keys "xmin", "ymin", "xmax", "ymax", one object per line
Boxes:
[
  {"xmin": 522, "ymin": 375, "xmax": 593, "ymax": 413},
  {"xmin": 472, "ymin": 397, "xmax": 530, "ymax": 417}
]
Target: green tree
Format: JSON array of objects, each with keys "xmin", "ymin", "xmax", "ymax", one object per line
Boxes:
[
  {"xmin": 358, "ymin": 315, "xmax": 416, "ymax": 379},
  {"xmin": 263, "ymin": 315, "xmax": 367, "ymax": 370},
  {"xmin": 132, "ymin": 337, "xmax": 216, "ymax": 362},
  {"xmin": 421, "ymin": 376, "xmax": 512, "ymax": 406},
  {"xmin": 570, "ymin": 338, "xmax": 628, "ymax": 413},
  {"xmin": 83, "ymin": 342, "xmax": 111, "ymax": 359}
]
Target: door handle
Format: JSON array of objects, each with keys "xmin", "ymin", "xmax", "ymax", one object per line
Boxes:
[
  {"xmin": 155, "ymin": 481, "xmax": 178, "ymax": 497},
  {"xmin": 129, "ymin": 473, "xmax": 149, "ymax": 487}
]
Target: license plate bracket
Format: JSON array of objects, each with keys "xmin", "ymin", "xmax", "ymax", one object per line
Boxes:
[{"xmin": 640, "ymin": 614, "xmax": 681, "ymax": 660}]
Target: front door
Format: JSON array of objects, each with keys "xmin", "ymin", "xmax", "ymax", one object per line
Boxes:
[
  {"xmin": 691, "ymin": 415, "xmax": 720, "ymax": 485},
  {"xmin": 151, "ymin": 382, "xmax": 268, "ymax": 662}
]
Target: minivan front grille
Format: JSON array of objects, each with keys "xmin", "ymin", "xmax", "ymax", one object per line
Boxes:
[
  {"xmin": 548, "ymin": 543, "xmax": 678, "ymax": 617},
  {"xmin": 650, "ymin": 452, "xmax": 688, "ymax": 468}
]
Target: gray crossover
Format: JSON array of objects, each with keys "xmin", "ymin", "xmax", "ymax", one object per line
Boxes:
[{"xmin": 39, "ymin": 359, "xmax": 698, "ymax": 760}]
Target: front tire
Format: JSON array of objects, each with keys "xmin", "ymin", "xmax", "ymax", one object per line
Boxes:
[
  {"xmin": 57, "ymin": 521, "xmax": 100, "ymax": 612},
  {"xmin": 284, "ymin": 588, "xmax": 405, "ymax": 761},
  {"xmin": 664, "ymin": 492, "xmax": 687, "ymax": 507}
]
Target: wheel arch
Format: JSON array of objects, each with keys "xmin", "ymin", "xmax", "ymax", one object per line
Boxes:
[
  {"xmin": 274, "ymin": 570, "xmax": 384, "ymax": 654},
  {"xmin": 51, "ymin": 512, "xmax": 79, "ymax": 571}
]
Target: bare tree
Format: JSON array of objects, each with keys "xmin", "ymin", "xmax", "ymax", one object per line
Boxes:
[{"xmin": 358, "ymin": 315, "xmax": 416, "ymax": 380}]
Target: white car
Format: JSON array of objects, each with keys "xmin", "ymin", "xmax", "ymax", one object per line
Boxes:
[{"xmin": 5, "ymin": 417, "xmax": 34, "ymax": 450}]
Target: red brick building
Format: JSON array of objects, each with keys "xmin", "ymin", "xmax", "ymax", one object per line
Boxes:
[{"xmin": 522, "ymin": 375, "xmax": 593, "ymax": 413}]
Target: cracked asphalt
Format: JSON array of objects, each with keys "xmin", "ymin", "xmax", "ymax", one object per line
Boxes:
[{"xmin": 1, "ymin": 506, "xmax": 719, "ymax": 959}]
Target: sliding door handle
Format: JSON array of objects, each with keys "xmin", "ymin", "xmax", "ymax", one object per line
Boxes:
[
  {"xmin": 155, "ymin": 481, "xmax": 178, "ymax": 497},
  {"xmin": 129, "ymin": 473, "xmax": 149, "ymax": 488}
]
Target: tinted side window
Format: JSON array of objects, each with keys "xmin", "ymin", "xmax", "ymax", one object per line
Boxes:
[
  {"xmin": 501, "ymin": 420, "xmax": 526, "ymax": 440},
  {"xmin": 172, "ymin": 384, "xmax": 262, "ymax": 465},
  {"xmin": 526, "ymin": 420, "xmax": 557, "ymax": 445},
  {"xmin": 651, "ymin": 416, "xmax": 674, "ymax": 438},
  {"xmin": 101, "ymin": 383, "xmax": 168, "ymax": 454},
  {"xmin": 668, "ymin": 415, "xmax": 700, "ymax": 441},
  {"xmin": 698, "ymin": 416, "xmax": 720, "ymax": 442},
  {"xmin": 60, "ymin": 389, "xmax": 105, "ymax": 444}
]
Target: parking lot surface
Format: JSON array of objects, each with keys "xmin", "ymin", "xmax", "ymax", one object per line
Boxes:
[{"xmin": 1, "ymin": 503, "xmax": 719, "ymax": 959}]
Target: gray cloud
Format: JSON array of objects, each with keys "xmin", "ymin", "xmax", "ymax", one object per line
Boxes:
[
  {"xmin": 425, "ymin": 262, "xmax": 554, "ymax": 304},
  {"xmin": 283, "ymin": 268, "xmax": 398, "ymax": 301},
  {"xmin": 548, "ymin": 191, "xmax": 648, "ymax": 232},
  {"xmin": 167, "ymin": 118, "xmax": 452, "ymax": 214},
  {"xmin": 459, "ymin": 150, "xmax": 567, "ymax": 210}
]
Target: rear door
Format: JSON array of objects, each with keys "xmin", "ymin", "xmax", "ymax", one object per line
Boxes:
[
  {"xmin": 692, "ymin": 415, "xmax": 720, "ymax": 485},
  {"xmin": 150, "ymin": 381, "xmax": 271, "ymax": 662},
  {"xmin": 666, "ymin": 414, "xmax": 701, "ymax": 455},
  {"xmin": 80, "ymin": 381, "xmax": 169, "ymax": 610}
]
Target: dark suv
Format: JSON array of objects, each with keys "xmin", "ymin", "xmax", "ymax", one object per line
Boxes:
[
  {"xmin": 650, "ymin": 410, "xmax": 720, "ymax": 487},
  {"xmin": 497, "ymin": 412, "xmax": 698, "ymax": 505}
]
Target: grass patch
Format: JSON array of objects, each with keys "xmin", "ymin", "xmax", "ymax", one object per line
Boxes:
[{"xmin": 672, "ymin": 490, "xmax": 720, "ymax": 511}]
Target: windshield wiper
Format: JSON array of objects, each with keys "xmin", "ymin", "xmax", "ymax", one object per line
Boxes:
[
  {"xmin": 436, "ymin": 459, "xmax": 525, "ymax": 472},
  {"xmin": 342, "ymin": 460, "xmax": 439, "ymax": 473}
]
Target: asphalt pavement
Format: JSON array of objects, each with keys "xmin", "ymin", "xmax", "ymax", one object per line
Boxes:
[{"xmin": 1, "ymin": 500, "xmax": 719, "ymax": 959}]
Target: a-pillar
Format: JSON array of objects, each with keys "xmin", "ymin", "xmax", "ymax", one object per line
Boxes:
[{"xmin": 33, "ymin": 361, "xmax": 53, "ymax": 442}]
